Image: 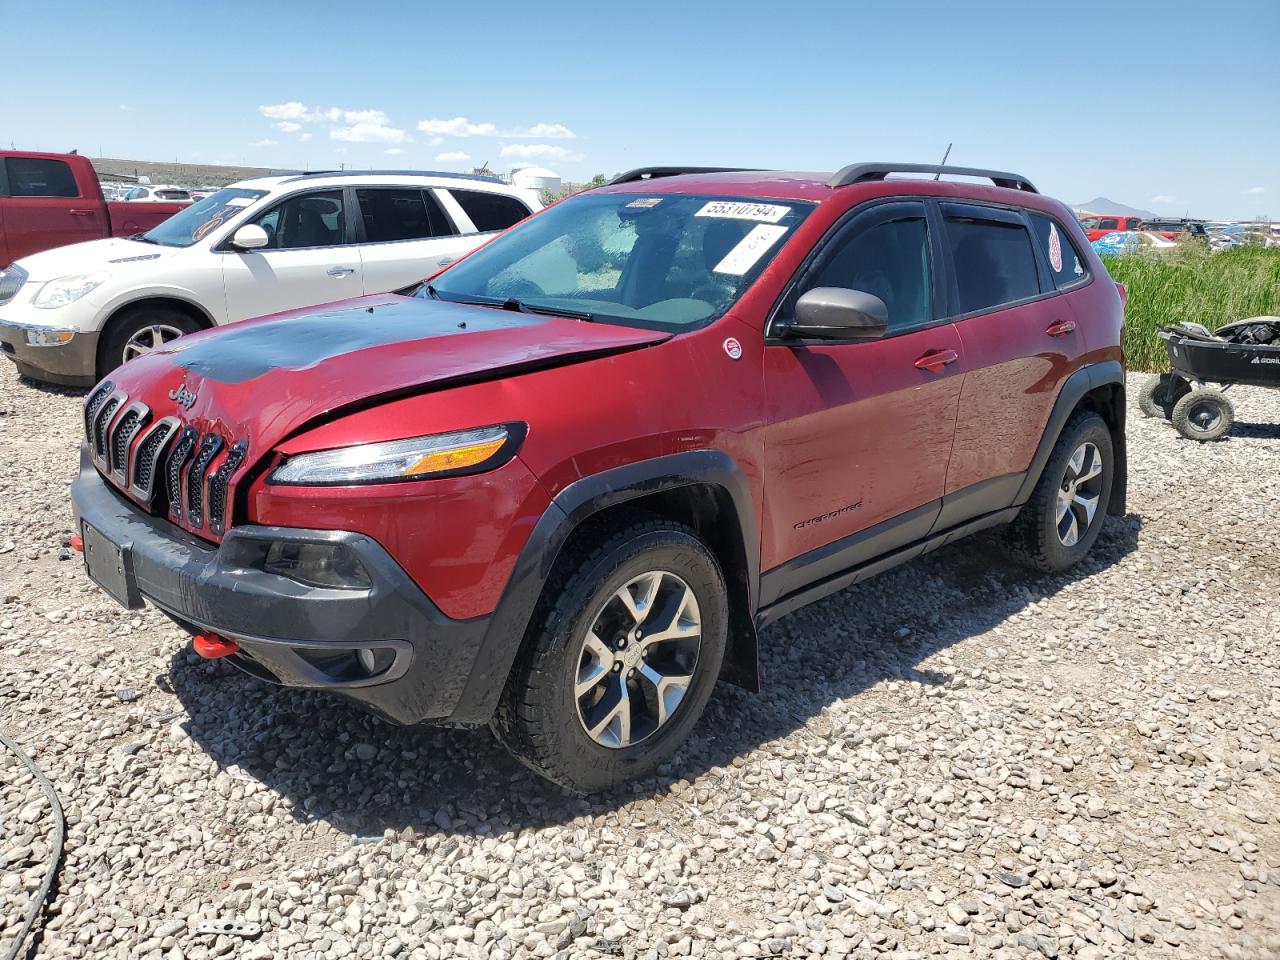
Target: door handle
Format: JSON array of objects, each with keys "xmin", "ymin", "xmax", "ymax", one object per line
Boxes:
[
  {"xmin": 914, "ymin": 348, "xmax": 959, "ymax": 373},
  {"xmin": 69, "ymin": 208, "xmax": 95, "ymax": 217},
  {"xmin": 327, "ymin": 266, "xmax": 355, "ymax": 278},
  {"xmin": 1046, "ymin": 319, "xmax": 1077, "ymax": 337}
]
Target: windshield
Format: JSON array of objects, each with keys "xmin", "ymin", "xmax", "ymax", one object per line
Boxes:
[
  {"xmin": 426, "ymin": 192, "xmax": 813, "ymax": 330},
  {"xmin": 141, "ymin": 187, "xmax": 267, "ymax": 247}
]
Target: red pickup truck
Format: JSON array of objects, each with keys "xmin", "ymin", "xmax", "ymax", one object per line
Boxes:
[{"xmin": 0, "ymin": 151, "xmax": 187, "ymax": 267}]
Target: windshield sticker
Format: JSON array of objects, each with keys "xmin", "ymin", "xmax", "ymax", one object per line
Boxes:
[
  {"xmin": 713, "ymin": 224, "xmax": 789, "ymax": 275},
  {"xmin": 696, "ymin": 201, "xmax": 790, "ymax": 223},
  {"xmin": 626, "ymin": 198, "xmax": 662, "ymax": 209},
  {"xmin": 224, "ymin": 197, "xmax": 255, "ymax": 208}
]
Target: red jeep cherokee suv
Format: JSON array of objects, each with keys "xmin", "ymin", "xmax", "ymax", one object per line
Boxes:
[{"xmin": 71, "ymin": 163, "xmax": 1127, "ymax": 791}]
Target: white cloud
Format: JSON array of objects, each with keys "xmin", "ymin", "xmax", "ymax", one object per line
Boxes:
[
  {"xmin": 119, "ymin": 104, "xmax": 135, "ymax": 112},
  {"xmin": 249, "ymin": 138, "xmax": 279, "ymax": 148},
  {"xmin": 275, "ymin": 121, "xmax": 301, "ymax": 133},
  {"xmin": 259, "ymin": 101, "xmax": 310, "ymax": 121},
  {"xmin": 1244, "ymin": 186, "xmax": 1267, "ymax": 195},
  {"xmin": 385, "ymin": 147, "xmax": 403, "ymax": 156},
  {"xmin": 435, "ymin": 151, "xmax": 471, "ymax": 163},
  {"xmin": 1149, "ymin": 195, "xmax": 1176, "ymax": 204},
  {"xmin": 330, "ymin": 122, "xmax": 408, "ymax": 144},
  {"xmin": 299, "ymin": 132, "xmax": 313, "ymax": 142},
  {"xmin": 500, "ymin": 143, "xmax": 582, "ymax": 162},
  {"xmin": 417, "ymin": 116, "xmax": 497, "ymax": 138},
  {"xmin": 513, "ymin": 122, "xmax": 576, "ymax": 140},
  {"xmin": 431, "ymin": 137, "xmax": 443, "ymax": 145}
]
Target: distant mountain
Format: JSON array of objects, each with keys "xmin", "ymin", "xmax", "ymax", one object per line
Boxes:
[{"xmin": 1071, "ymin": 197, "xmax": 1156, "ymax": 219}]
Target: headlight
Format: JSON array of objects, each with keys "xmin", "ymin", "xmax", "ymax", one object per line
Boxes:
[
  {"xmin": 32, "ymin": 273, "xmax": 110, "ymax": 309},
  {"xmin": 269, "ymin": 424, "xmax": 521, "ymax": 485}
]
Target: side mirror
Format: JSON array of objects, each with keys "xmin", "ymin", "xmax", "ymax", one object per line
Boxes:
[
  {"xmin": 230, "ymin": 224, "xmax": 270, "ymax": 250},
  {"xmin": 785, "ymin": 287, "xmax": 888, "ymax": 340}
]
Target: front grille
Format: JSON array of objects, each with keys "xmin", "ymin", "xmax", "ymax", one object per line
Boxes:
[
  {"xmin": 129, "ymin": 418, "xmax": 179, "ymax": 501},
  {"xmin": 165, "ymin": 427, "xmax": 199, "ymax": 521},
  {"xmin": 91, "ymin": 395, "xmax": 124, "ymax": 459},
  {"xmin": 185, "ymin": 434, "xmax": 223, "ymax": 529},
  {"xmin": 108, "ymin": 405, "xmax": 151, "ymax": 481},
  {"xmin": 0, "ymin": 264, "xmax": 27, "ymax": 306},
  {"xmin": 208, "ymin": 441, "xmax": 247, "ymax": 535},
  {"xmin": 83, "ymin": 381, "xmax": 115, "ymax": 448}
]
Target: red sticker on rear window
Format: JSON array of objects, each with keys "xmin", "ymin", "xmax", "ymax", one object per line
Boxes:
[{"xmin": 1048, "ymin": 223, "xmax": 1063, "ymax": 273}]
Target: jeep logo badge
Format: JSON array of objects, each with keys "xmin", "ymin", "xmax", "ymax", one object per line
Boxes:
[{"xmin": 168, "ymin": 384, "xmax": 197, "ymax": 409}]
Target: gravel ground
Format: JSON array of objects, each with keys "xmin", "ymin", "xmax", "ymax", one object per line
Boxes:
[{"xmin": 1, "ymin": 363, "xmax": 1278, "ymax": 960}]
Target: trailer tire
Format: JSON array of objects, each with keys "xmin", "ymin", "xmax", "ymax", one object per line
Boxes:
[
  {"xmin": 1171, "ymin": 388, "xmax": 1234, "ymax": 442},
  {"xmin": 1138, "ymin": 374, "xmax": 1188, "ymax": 420}
]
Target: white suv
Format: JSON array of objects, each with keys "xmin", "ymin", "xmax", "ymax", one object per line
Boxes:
[{"xmin": 0, "ymin": 170, "xmax": 540, "ymax": 385}]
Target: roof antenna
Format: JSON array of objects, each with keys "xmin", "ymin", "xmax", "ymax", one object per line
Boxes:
[{"xmin": 934, "ymin": 143, "xmax": 952, "ymax": 179}]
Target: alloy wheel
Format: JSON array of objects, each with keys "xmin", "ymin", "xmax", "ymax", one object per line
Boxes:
[
  {"xmin": 1056, "ymin": 442, "xmax": 1104, "ymax": 547},
  {"xmin": 122, "ymin": 323, "xmax": 186, "ymax": 363},
  {"xmin": 574, "ymin": 570, "xmax": 701, "ymax": 749}
]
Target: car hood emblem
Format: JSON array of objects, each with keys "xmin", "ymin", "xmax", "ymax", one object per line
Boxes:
[{"xmin": 168, "ymin": 384, "xmax": 197, "ymax": 409}]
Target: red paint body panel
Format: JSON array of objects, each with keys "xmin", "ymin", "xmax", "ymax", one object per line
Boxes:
[
  {"xmin": 0, "ymin": 151, "xmax": 185, "ymax": 266},
  {"xmin": 84, "ymin": 168, "xmax": 1125, "ymax": 630}
]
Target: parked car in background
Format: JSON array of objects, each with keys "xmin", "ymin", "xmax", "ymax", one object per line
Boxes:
[
  {"xmin": 1079, "ymin": 215, "xmax": 1142, "ymax": 242},
  {"xmin": 0, "ymin": 170, "xmax": 540, "ymax": 385},
  {"xmin": 0, "ymin": 151, "xmax": 188, "ymax": 267},
  {"xmin": 124, "ymin": 184, "xmax": 193, "ymax": 203},
  {"xmin": 1137, "ymin": 218, "xmax": 1208, "ymax": 242},
  {"xmin": 69, "ymin": 162, "xmax": 1127, "ymax": 791},
  {"xmin": 1091, "ymin": 230, "xmax": 1178, "ymax": 255}
]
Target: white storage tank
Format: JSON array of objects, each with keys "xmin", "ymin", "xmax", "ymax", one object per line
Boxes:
[{"xmin": 511, "ymin": 166, "xmax": 561, "ymax": 194}]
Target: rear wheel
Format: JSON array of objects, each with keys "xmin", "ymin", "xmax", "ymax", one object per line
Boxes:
[
  {"xmin": 1005, "ymin": 412, "xmax": 1114, "ymax": 574},
  {"xmin": 1171, "ymin": 388, "xmax": 1234, "ymax": 441},
  {"xmin": 492, "ymin": 520, "xmax": 727, "ymax": 792},
  {"xmin": 99, "ymin": 306, "xmax": 202, "ymax": 379},
  {"xmin": 1138, "ymin": 373, "xmax": 1188, "ymax": 419}
]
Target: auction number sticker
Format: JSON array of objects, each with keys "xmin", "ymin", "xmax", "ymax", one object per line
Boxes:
[
  {"xmin": 695, "ymin": 201, "xmax": 790, "ymax": 223},
  {"xmin": 713, "ymin": 224, "xmax": 790, "ymax": 275},
  {"xmin": 626, "ymin": 197, "xmax": 662, "ymax": 209}
]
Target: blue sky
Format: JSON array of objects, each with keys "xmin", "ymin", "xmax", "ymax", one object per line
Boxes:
[{"xmin": 9, "ymin": 0, "xmax": 1278, "ymax": 219}]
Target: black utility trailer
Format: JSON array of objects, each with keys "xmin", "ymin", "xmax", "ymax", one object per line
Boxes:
[{"xmin": 1140, "ymin": 318, "xmax": 1280, "ymax": 441}]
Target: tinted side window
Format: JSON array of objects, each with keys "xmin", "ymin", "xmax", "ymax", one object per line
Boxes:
[
  {"xmin": 356, "ymin": 188, "xmax": 454, "ymax": 242},
  {"xmin": 252, "ymin": 190, "xmax": 346, "ymax": 249},
  {"xmin": 805, "ymin": 214, "xmax": 933, "ymax": 332},
  {"xmin": 944, "ymin": 216, "xmax": 1040, "ymax": 314},
  {"xmin": 5, "ymin": 158, "xmax": 79, "ymax": 198},
  {"xmin": 1028, "ymin": 213, "xmax": 1087, "ymax": 289},
  {"xmin": 449, "ymin": 189, "xmax": 530, "ymax": 233},
  {"xmin": 1098, "ymin": 218, "xmax": 1118, "ymax": 230}
]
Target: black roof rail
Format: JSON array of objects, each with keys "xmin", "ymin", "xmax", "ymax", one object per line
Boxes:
[
  {"xmin": 608, "ymin": 166, "xmax": 764, "ymax": 185},
  {"xmin": 281, "ymin": 169, "xmax": 504, "ymax": 185},
  {"xmin": 828, "ymin": 162, "xmax": 1038, "ymax": 194}
]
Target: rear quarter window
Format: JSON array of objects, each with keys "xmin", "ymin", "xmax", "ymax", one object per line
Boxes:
[
  {"xmin": 448, "ymin": 189, "xmax": 531, "ymax": 233},
  {"xmin": 1027, "ymin": 212, "xmax": 1088, "ymax": 289}
]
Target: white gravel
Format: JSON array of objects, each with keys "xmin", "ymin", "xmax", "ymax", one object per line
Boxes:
[{"xmin": 1, "ymin": 363, "xmax": 1278, "ymax": 960}]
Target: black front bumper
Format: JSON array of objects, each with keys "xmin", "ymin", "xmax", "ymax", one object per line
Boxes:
[{"xmin": 70, "ymin": 450, "xmax": 491, "ymax": 724}]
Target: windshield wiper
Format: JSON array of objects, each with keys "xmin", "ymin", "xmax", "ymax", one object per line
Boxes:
[
  {"xmin": 128, "ymin": 233, "xmax": 160, "ymax": 245},
  {"xmin": 502, "ymin": 298, "xmax": 595, "ymax": 322}
]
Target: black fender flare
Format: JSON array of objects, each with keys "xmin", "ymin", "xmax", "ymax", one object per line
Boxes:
[
  {"xmin": 448, "ymin": 450, "xmax": 762, "ymax": 724},
  {"xmin": 1015, "ymin": 360, "xmax": 1127, "ymax": 515}
]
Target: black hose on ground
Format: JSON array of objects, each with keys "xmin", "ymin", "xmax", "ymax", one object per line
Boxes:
[{"xmin": 0, "ymin": 731, "xmax": 64, "ymax": 960}]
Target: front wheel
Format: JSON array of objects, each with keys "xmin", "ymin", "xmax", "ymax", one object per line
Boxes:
[
  {"xmin": 1005, "ymin": 412, "xmax": 1114, "ymax": 574},
  {"xmin": 492, "ymin": 520, "xmax": 727, "ymax": 792},
  {"xmin": 98, "ymin": 306, "xmax": 202, "ymax": 380},
  {"xmin": 1171, "ymin": 388, "xmax": 1234, "ymax": 441}
]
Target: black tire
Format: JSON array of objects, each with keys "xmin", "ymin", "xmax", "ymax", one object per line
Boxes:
[
  {"xmin": 492, "ymin": 520, "xmax": 728, "ymax": 793},
  {"xmin": 1137, "ymin": 373, "xmax": 1188, "ymax": 419},
  {"xmin": 1005, "ymin": 412, "xmax": 1114, "ymax": 574},
  {"xmin": 98, "ymin": 306, "xmax": 202, "ymax": 380},
  {"xmin": 1171, "ymin": 388, "xmax": 1234, "ymax": 442}
]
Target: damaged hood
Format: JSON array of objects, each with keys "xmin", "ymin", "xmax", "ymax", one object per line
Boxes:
[{"xmin": 103, "ymin": 293, "xmax": 670, "ymax": 456}]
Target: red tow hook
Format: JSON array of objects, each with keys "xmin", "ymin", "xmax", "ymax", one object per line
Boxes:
[
  {"xmin": 70, "ymin": 535, "xmax": 84, "ymax": 553},
  {"xmin": 193, "ymin": 632, "xmax": 240, "ymax": 659}
]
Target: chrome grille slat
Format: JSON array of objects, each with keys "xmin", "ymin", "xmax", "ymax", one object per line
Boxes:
[
  {"xmin": 185, "ymin": 434, "xmax": 223, "ymax": 529},
  {"xmin": 83, "ymin": 381, "xmax": 115, "ymax": 447},
  {"xmin": 129, "ymin": 418, "xmax": 179, "ymax": 502},
  {"xmin": 208, "ymin": 441, "xmax": 247, "ymax": 536},
  {"xmin": 108, "ymin": 404, "xmax": 151, "ymax": 483},
  {"xmin": 166, "ymin": 427, "xmax": 199, "ymax": 521},
  {"xmin": 91, "ymin": 393, "xmax": 126, "ymax": 460}
]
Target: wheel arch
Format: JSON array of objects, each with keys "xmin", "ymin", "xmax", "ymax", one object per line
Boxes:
[
  {"xmin": 450, "ymin": 450, "xmax": 762, "ymax": 725},
  {"xmin": 1017, "ymin": 360, "xmax": 1127, "ymax": 516}
]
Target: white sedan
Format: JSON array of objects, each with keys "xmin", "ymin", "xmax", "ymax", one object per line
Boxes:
[{"xmin": 0, "ymin": 171, "xmax": 540, "ymax": 385}]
